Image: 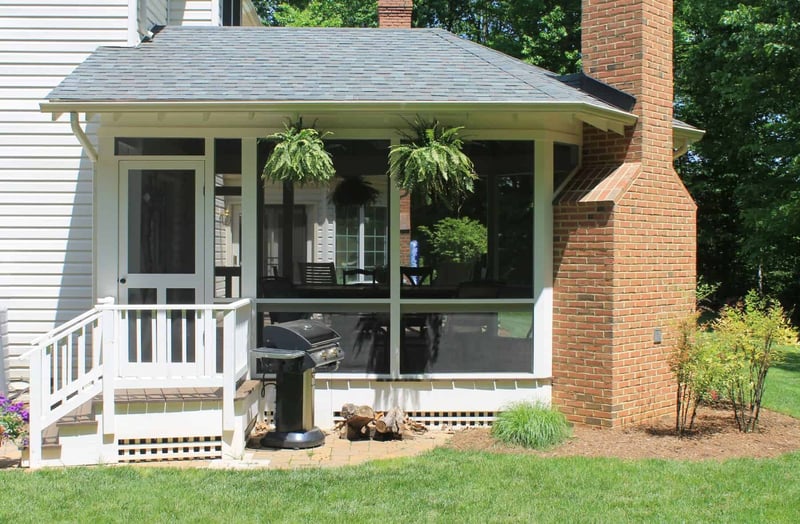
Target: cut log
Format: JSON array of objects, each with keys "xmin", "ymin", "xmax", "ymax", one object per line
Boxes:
[
  {"xmin": 342, "ymin": 404, "xmax": 376, "ymax": 441},
  {"xmin": 375, "ymin": 407, "xmax": 404, "ymax": 435}
]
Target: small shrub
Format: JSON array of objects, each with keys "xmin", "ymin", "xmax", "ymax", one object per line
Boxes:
[
  {"xmin": 492, "ymin": 402, "xmax": 571, "ymax": 449},
  {"xmin": 670, "ymin": 312, "xmax": 724, "ymax": 435},
  {"xmin": 712, "ymin": 290, "xmax": 798, "ymax": 432}
]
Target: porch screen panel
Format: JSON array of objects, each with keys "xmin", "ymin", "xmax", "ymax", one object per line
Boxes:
[
  {"xmin": 128, "ymin": 170, "xmax": 195, "ymax": 274},
  {"xmin": 400, "ymin": 309, "xmax": 533, "ymax": 373},
  {"xmin": 214, "ymin": 139, "xmax": 243, "ymax": 298},
  {"xmin": 404, "ymin": 141, "xmax": 534, "ymax": 297}
]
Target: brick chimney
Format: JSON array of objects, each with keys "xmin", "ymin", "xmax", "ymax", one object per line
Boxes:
[
  {"xmin": 582, "ymin": 0, "xmax": 673, "ymax": 168},
  {"xmin": 552, "ymin": 1, "xmax": 696, "ymax": 428},
  {"xmin": 378, "ymin": 0, "xmax": 412, "ymax": 28}
]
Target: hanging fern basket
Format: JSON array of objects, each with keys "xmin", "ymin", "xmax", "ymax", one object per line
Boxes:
[
  {"xmin": 388, "ymin": 117, "xmax": 477, "ymax": 209},
  {"xmin": 261, "ymin": 119, "xmax": 336, "ymax": 185},
  {"xmin": 330, "ymin": 175, "xmax": 380, "ymax": 207}
]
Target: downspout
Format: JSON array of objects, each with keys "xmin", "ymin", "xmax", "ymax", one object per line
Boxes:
[
  {"xmin": 672, "ymin": 142, "xmax": 690, "ymax": 160},
  {"xmin": 70, "ymin": 112, "xmax": 98, "ymax": 163}
]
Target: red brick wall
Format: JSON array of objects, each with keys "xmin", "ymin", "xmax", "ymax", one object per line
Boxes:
[
  {"xmin": 552, "ymin": 0, "xmax": 696, "ymax": 427},
  {"xmin": 611, "ymin": 170, "xmax": 696, "ymax": 425},
  {"xmin": 552, "ymin": 201, "xmax": 616, "ymax": 427},
  {"xmin": 378, "ymin": 0, "xmax": 412, "ymax": 28}
]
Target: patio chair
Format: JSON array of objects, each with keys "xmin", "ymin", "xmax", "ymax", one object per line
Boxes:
[
  {"xmin": 298, "ymin": 262, "xmax": 337, "ymax": 285},
  {"xmin": 341, "ymin": 267, "xmax": 376, "ymax": 285}
]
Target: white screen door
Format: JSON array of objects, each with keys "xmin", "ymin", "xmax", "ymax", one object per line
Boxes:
[{"xmin": 118, "ymin": 160, "xmax": 206, "ymax": 377}]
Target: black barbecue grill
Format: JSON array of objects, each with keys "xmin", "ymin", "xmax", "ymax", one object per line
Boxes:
[{"xmin": 251, "ymin": 320, "xmax": 342, "ymax": 449}]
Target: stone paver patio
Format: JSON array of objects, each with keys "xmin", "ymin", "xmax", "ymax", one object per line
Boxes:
[{"xmin": 1, "ymin": 430, "xmax": 454, "ymax": 470}]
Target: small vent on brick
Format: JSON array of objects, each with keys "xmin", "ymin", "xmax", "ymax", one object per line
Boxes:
[
  {"xmin": 117, "ymin": 436, "xmax": 222, "ymax": 462},
  {"xmin": 333, "ymin": 410, "xmax": 496, "ymax": 428}
]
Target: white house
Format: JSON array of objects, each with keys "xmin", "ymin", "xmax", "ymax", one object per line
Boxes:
[{"xmin": 2, "ymin": 0, "xmax": 702, "ymax": 468}]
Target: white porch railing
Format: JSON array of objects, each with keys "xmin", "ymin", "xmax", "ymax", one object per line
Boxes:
[{"xmin": 22, "ymin": 297, "xmax": 254, "ymax": 468}]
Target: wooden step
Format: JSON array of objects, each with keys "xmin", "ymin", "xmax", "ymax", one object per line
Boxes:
[{"xmin": 40, "ymin": 401, "xmax": 98, "ymax": 451}]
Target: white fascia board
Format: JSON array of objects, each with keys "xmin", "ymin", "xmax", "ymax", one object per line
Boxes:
[{"xmin": 40, "ymin": 99, "xmax": 639, "ymax": 125}]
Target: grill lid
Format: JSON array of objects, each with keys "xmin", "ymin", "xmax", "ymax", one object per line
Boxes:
[{"xmin": 263, "ymin": 319, "xmax": 340, "ymax": 351}]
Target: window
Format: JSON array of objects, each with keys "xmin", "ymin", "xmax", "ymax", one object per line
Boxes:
[
  {"xmin": 336, "ymin": 205, "xmax": 387, "ymax": 283},
  {"xmin": 222, "ymin": 0, "xmax": 241, "ymax": 26},
  {"xmin": 115, "ymin": 138, "xmax": 204, "ymax": 156}
]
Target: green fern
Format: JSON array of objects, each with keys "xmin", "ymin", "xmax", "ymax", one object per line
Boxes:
[
  {"xmin": 262, "ymin": 120, "xmax": 335, "ymax": 185},
  {"xmin": 388, "ymin": 117, "xmax": 477, "ymax": 209}
]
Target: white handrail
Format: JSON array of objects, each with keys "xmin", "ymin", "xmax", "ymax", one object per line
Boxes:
[
  {"xmin": 27, "ymin": 307, "xmax": 100, "ymax": 348},
  {"xmin": 97, "ymin": 298, "xmax": 252, "ymax": 312},
  {"xmin": 26, "ymin": 298, "xmax": 255, "ymax": 467}
]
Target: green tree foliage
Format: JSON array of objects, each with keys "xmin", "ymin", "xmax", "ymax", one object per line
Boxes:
[
  {"xmin": 675, "ymin": 0, "xmax": 800, "ymax": 313},
  {"xmin": 414, "ymin": 0, "xmax": 580, "ymax": 74},
  {"xmin": 418, "ymin": 217, "xmax": 487, "ymax": 263},
  {"xmin": 254, "ymin": 1, "xmax": 581, "ymax": 74}
]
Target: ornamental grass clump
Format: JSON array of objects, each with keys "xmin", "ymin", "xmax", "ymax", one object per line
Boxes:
[
  {"xmin": 492, "ymin": 401, "xmax": 571, "ymax": 450},
  {"xmin": 0, "ymin": 395, "xmax": 29, "ymax": 448}
]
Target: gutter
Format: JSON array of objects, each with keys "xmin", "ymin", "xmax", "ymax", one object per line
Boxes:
[
  {"xmin": 70, "ymin": 112, "xmax": 98, "ymax": 162},
  {"xmin": 41, "ymin": 100, "xmax": 639, "ymax": 127}
]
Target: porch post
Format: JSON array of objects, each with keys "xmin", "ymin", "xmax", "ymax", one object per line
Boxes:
[
  {"xmin": 27, "ymin": 343, "xmax": 44, "ymax": 468},
  {"xmin": 533, "ymin": 140, "xmax": 554, "ymax": 379},
  {"xmin": 241, "ymin": 139, "xmax": 258, "ymax": 300},
  {"xmin": 389, "ymin": 137, "xmax": 402, "ymax": 377},
  {"xmin": 99, "ymin": 297, "xmax": 117, "ymax": 437}
]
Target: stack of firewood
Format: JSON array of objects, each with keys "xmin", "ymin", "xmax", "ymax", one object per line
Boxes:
[{"xmin": 336, "ymin": 403, "xmax": 427, "ymax": 441}]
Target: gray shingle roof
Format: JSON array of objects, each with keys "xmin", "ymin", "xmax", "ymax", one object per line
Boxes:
[{"xmin": 46, "ymin": 26, "xmax": 624, "ymax": 111}]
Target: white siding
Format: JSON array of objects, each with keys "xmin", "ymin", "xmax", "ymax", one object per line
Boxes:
[
  {"xmin": 169, "ymin": 0, "xmax": 214, "ymax": 26},
  {"xmin": 0, "ymin": 1, "xmax": 130, "ymax": 392}
]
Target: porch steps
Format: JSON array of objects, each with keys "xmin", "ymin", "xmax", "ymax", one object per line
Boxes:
[{"xmin": 26, "ymin": 381, "xmax": 263, "ymax": 468}]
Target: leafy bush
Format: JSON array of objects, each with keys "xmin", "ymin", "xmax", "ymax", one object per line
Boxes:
[
  {"xmin": 670, "ymin": 312, "xmax": 724, "ymax": 435},
  {"xmin": 712, "ymin": 290, "xmax": 798, "ymax": 432},
  {"xmin": 418, "ymin": 217, "xmax": 487, "ymax": 263},
  {"xmin": 492, "ymin": 401, "xmax": 571, "ymax": 449}
]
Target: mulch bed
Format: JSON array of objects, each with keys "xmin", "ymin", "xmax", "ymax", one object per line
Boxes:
[{"xmin": 445, "ymin": 406, "xmax": 800, "ymax": 461}]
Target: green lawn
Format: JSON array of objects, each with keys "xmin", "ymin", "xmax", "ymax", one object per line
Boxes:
[
  {"xmin": 3, "ymin": 344, "xmax": 798, "ymax": 523},
  {"xmin": 1, "ymin": 451, "xmax": 799, "ymax": 522},
  {"xmin": 763, "ymin": 345, "xmax": 800, "ymax": 417}
]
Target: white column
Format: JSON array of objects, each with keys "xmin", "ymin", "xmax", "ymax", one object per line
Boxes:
[
  {"xmin": 533, "ymin": 140, "xmax": 554, "ymax": 378},
  {"xmin": 241, "ymin": 139, "xmax": 258, "ymax": 300},
  {"xmin": 389, "ymin": 138, "xmax": 402, "ymax": 378},
  {"xmin": 95, "ymin": 134, "xmax": 118, "ymax": 301}
]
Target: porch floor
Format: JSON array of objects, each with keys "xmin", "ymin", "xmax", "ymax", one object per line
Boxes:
[{"xmin": 1, "ymin": 430, "xmax": 453, "ymax": 470}]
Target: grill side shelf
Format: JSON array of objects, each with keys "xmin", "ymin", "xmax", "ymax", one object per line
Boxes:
[{"xmin": 251, "ymin": 347, "xmax": 307, "ymax": 360}]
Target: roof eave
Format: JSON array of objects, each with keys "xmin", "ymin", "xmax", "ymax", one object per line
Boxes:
[
  {"xmin": 673, "ymin": 122, "xmax": 705, "ymax": 159},
  {"xmin": 40, "ymin": 99, "xmax": 639, "ymax": 128}
]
